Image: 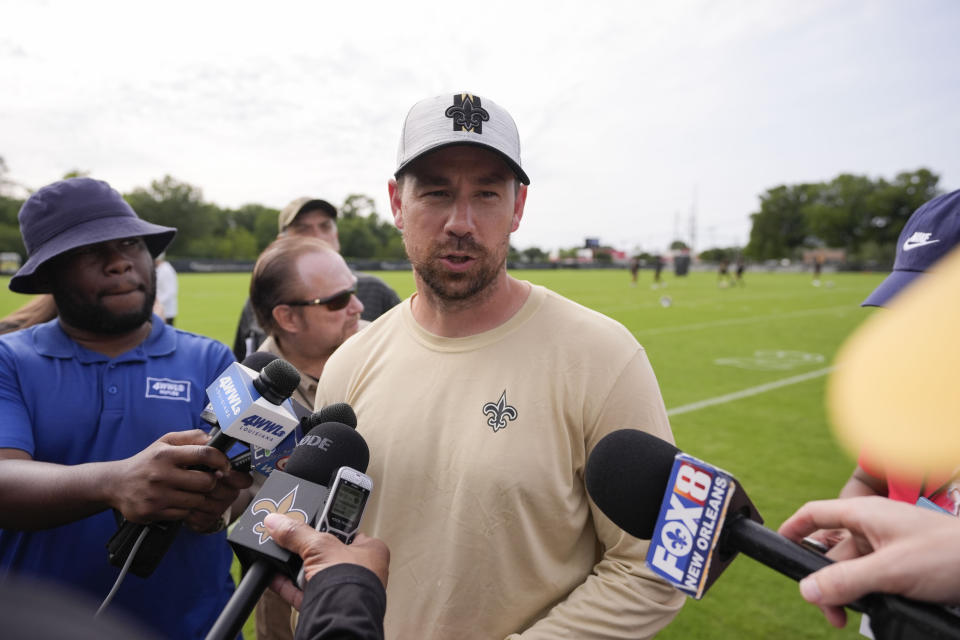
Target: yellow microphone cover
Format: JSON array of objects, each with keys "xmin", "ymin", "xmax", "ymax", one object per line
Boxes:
[{"xmin": 828, "ymin": 246, "xmax": 960, "ymax": 476}]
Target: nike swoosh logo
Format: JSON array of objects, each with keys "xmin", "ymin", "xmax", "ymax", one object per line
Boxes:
[{"xmin": 903, "ymin": 239, "xmax": 940, "ymax": 251}]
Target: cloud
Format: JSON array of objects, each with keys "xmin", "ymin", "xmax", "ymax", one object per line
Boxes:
[{"xmin": 2, "ymin": 0, "xmax": 958, "ymax": 252}]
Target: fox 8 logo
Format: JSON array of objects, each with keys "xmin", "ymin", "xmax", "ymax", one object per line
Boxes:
[{"xmin": 674, "ymin": 463, "xmax": 712, "ymax": 506}]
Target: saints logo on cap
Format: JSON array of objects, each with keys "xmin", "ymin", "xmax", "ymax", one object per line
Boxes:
[{"xmin": 445, "ymin": 94, "xmax": 489, "ymax": 134}]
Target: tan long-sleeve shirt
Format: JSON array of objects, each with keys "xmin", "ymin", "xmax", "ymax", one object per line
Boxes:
[{"xmin": 317, "ymin": 284, "xmax": 684, "ymax": 639}]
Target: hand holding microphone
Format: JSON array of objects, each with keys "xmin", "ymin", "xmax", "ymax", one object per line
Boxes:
[
  {"xmin": 106, "ymin": 354, "xmax": 301, "ymax": 579},
  {"xmin": 184, "ymin": 458, "xmax": 255, "ymax": 534},
  {"xmin": 780, "ymin": 496, "xmax": 960, "ymax": 627},
  {"xmin": 206, "ymin": 411, "xmax": 370, "ymax": 640},
  {"xmin": 585, "ymin": 429, "xmax": 960, "ymax": 640},
  {"xmin": 107, "ymin": 429, "xmax": 240, "ymax": 525},
  {"xmin": 262, "ymin": 514, "xmax": 389, "ymax": 610}
]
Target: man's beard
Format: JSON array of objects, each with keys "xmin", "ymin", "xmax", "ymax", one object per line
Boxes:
[
  {"xmin": 408, "ymin": 235, "xmax": 507, "ymax": 304},
  {"xmin": 52, "ymin": 270, "xmax": 157, "ymax": 335}
]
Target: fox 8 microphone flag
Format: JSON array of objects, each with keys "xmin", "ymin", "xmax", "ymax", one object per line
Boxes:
[{"xmin": 647, "ymin": 453, "xmax": 738, "ymax": 599}]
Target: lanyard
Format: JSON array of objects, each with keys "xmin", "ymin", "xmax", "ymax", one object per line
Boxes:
[{"xmin": 920, "ymin": 472, "xmax": 960, "ymax": 502}]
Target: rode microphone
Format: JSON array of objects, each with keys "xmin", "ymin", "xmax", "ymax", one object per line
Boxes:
[
  {"xmin": 248, "ymin": 401, "xmax": 359, "ymax": 476},
  {"xmin": 206, "ymin": 416, "xmax": 369, "ymax": 640},
  {"xmin": 106, "ymin": 355, "xmax": 301, "ymax": 579},
  {"xmin": 585, "ymin": 429, "xmax": 960, "ymax": 640}
]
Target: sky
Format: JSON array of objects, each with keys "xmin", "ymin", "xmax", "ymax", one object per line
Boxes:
[{"xmin": 2, "ymin": 0, "xmax": 959, "ymax": 254}]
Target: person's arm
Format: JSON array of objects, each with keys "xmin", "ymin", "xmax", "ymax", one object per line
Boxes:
[
  {"xmin": 509, "ymin": 349, "xmax": 685, "ymax": 640},
  {"xmin": 839, "ymin": 465, "xmax": 887, "ymax": 499},
  {"xmin": 779, "ymin": 496, "xmax": 960, "ymax": 628},
  {"xmin": 264, "ymin": 513, "xmax": 388, "ymax": 640},
  {"xmin": 0, "ymin": 430, "xmax": 239, "ymax": 530}
]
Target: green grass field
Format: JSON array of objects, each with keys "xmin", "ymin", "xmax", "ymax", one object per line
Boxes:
[{"xmin": 0, "ymin": 267, "xmax": 883, "ymax": 639}]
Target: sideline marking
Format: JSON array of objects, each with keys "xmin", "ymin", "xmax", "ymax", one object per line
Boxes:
[
  {"xmin": 633, "ymin": 306, "xmax": 851, "ymax": 337},
  {"xmin": 666, "ymin": 366, "xmax": 836, "ymax": 417},
  {"xmin": 714, "ymin": 350, "xmax": 825, "ymax": 371}
]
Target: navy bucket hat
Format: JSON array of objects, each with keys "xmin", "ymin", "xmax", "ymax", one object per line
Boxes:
[
  {"xmin": 9, "ymin": 178, "xmax": 177, "ymax": 294},
  {"xmin": 862, "ymin": 189, "xmax": 960, "ymax": 307}
]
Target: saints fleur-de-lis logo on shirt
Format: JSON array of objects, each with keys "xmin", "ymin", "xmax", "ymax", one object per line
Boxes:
[
  {"xmin": 250, "ymin": 486, "xmax": 309, "ymax": 544},
  {"xmin": 482, "ymin": 390, "xmax": 518, "ymax": 433}
]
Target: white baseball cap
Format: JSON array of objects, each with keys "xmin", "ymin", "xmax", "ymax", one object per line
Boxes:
[{"xmin": 395, "ymin": 92, "xmax": 530, "ymax": 185}]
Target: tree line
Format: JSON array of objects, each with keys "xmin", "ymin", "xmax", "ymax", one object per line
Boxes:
[
  {"xmin": 743, "ymin": 168, "xmax": 941, "ymax": 265},
  {"xmin": 0, "ymin": 157, "xmax": 946, "ymax": 265},
  {"xmin": 0, "ymin": 168, "xmax": 406, "ymax": 261}
]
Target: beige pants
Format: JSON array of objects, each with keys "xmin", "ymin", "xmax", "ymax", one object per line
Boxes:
[{"xmin": 254, "ymin": 589, "xmax": 295, "ymax": 640}]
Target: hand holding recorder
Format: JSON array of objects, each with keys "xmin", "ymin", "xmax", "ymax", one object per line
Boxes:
[{"xmin": 264, "ymin": 513, "xmax": 389, "ymax": 610}]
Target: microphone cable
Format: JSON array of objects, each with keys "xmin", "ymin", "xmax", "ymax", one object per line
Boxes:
[{"xmin": 96, "ymin": 525, "xmax": 150, "ymax": 617}]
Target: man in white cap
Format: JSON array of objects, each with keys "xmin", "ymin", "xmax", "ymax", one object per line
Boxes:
[{"xmin": 316, "ymin": 93, "xmax": 683, "ymax": 638}]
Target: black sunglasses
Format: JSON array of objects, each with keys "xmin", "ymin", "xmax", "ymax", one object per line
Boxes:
[{"xmin": 283, "ymin": 285, "xmax": 357, "ymax": 311}]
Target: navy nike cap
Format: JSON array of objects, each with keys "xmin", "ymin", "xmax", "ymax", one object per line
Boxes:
[{"xmin": 863, "ymin": 189, "xmax": 960, "ymax": 308}]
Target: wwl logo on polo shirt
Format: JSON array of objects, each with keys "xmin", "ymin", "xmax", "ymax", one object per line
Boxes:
[{"xmin": 145, "ymin": 377, "xmax": 192, "ymax": 402}]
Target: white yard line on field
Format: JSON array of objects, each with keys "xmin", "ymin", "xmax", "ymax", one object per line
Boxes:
[
  {"xmin": 634, "ymin": 306, "xmax": 852, "ymax": 336},
  {"xmin": 666, "ymin": 366, "xmax": 836, "ymax": 417}
]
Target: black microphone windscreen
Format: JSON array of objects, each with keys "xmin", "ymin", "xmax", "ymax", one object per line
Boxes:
[
  {"xmin": 302, "ymin": 412, "xmax": 323, "ymax": 432},
  {"xmin": 315, "ymin": 402, "xmax": 358, "ymax": 429},
  {"xmin": 258, "ymin": 359, "xmax": 300, "ymax": 399},
  {"xmin": 585, "ymin": 429, "xmax": 679, "ymax": 539},
  {"xmin": 241, "ymin": 351, "xmax": 279, "ymax": 372},
  {"xmin": 285, "ymin": 422, "xmax": 370, "ymax": 482}
]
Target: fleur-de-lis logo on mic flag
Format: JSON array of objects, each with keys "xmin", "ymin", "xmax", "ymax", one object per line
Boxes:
[{"xmin": 250, "ymin": 486, "xmax": 309, "ymax": 544}]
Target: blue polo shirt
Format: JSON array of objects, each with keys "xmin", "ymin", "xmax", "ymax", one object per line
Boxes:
[{"xmin": 0, "ymin": 316, "xmax": 237, "ymax": 640}]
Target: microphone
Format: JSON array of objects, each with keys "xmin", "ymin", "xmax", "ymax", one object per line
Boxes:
[
  {"xmin": 204, "ymin": 355, "xmax": 302, "ymax": 451},
  {"xmin": 106, "ymin": 354, "xmax": 301, "ymax": 579},
  {"xmin": 314, "ymin": 402, "xmax": 358, "ymax": 428},
  {"xmin": 228, "ymin": 395, "xmax": 311, "ymax": 474},
  {"xmin": 202, "ymin": 352, "xmax": 280, "ymax": 433},
  {"xmin": 585, "ymin": 429, "xmax": 960, "ymax": 640},
  {"xmin": 206, "ymin": 416, "xmax": 369, "ymax": 640},
  {"xmin": 249, "ymin": 401, "xmax": 359, "ymax": 476}
]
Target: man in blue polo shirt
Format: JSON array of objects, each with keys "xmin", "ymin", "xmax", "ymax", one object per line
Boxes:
[{"xmin": 0, "ymin": 178, "xmax": 252, "ymax": 639}]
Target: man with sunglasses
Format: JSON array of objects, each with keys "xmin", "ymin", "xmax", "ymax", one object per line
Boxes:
[
  {"xmin": 316, "ymin": 93, "xmax": 683, "ymax": 639},
  {"xmin": 249, "ymin": 235, "xmax": 363, "ymax": 418},
  {"xmin": 248, "ymin": 235, "xmax": 365, "ymax": 639},
  {"xmin": 233, "ymin": 197, "xmax": 399, "ymax": 361}
]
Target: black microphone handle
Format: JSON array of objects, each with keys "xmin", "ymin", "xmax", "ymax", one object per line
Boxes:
[
  {"xmin": 106, "ymin": 427, "xmax": 239, "ymax": 577},
  {"xmin": 205, "ymin": 560, "xmax": 274, "ymax": 640},
  {"xmin": 204, "ymin": 428, "xmax": 237, "ymax": 454},
  {"xmin": 723, "ymin": 515, "xmax": 831, "ymax": 582},
  {"xmin": 725, "ymin": 516, "xmax": 960, "ymax": 640}
]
